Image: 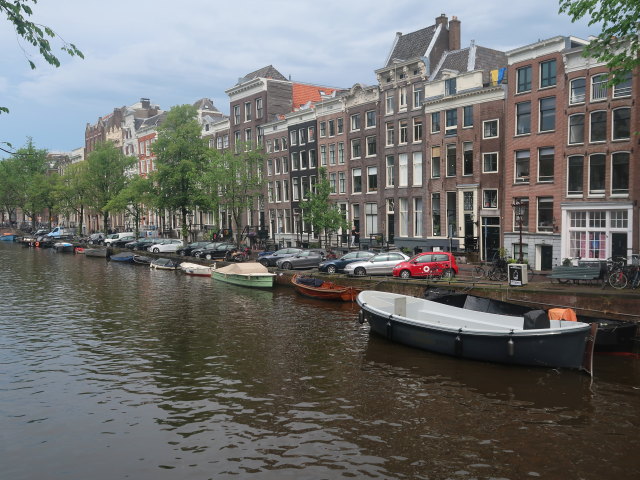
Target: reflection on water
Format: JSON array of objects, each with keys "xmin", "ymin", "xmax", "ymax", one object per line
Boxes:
[{"xmin": 1, "ymin": 243, "xmax": 639, "ymax": 480}]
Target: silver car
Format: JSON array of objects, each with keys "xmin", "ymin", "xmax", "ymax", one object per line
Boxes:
[
  {"xmin": 343, "ymin": 251, "xmax": 410, "ymax": 276},
  {"xmin": 275, "ymin": 250, "xmax": 325, "ymax": 270}
]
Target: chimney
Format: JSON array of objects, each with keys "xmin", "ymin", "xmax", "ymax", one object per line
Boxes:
[
  {"xmin": 141, "ymin": 98, "xmax": 150, "ymax": 109},
  {"xmin": 435, "ymin": 13, "xmax": 448, "ymax": 28},
  {"xmin": 449, "ymin": 16, "xmax": 461, "ymax": 51}
]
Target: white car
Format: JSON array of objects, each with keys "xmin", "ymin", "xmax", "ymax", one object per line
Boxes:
[
  {"xmin": 343, "ymin": 251, "xmax": 410, "ymax": 276},
  {"xmin": 103, "ymin": 232, "xmax": 135, "ymax": 245},
  {"xmin": 147, "ymin": 239, "xmax": 184, "ymax": 253}
]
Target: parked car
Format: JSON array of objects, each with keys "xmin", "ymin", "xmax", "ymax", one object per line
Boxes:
[
  {"xmin": 125, "ymin": 237, "xmax": 159, "ymax": 250},
  {"xmin": 87, "ymin": 232, "xmax": 105, "ymax": 245},
  {"xmin": 276, "ymin": 250, "xmax": 325, "ymax": 270},
  {"xmin": 176, "ymin": 241, "xmax": 211, "ymax": 256},
  {"xmin": 318, "ymin": 250, "xmax": 376, "ymax": 274},
  {"xmin": 193, "ymin": 243, "xmax": 237, "ymax": 260},
  {"xmin": 392, "ymin": 252, "xmax": 459, "ymax": 279},
  {"xmin": 110, "ymin": 235, "xmax": 137, "ymax": 248},
  {"xmin": 103, "ymin": 232, "xmax": 135, "ymax": 245},
  {"xmin": 258, "ymin": 247, "xmax": 303, "ymax": 267},
  {"xmin": 147, "ymin": 239, "xmax": 184, "ymax": 253},
  {"xmin": 343, "ymin": 251, "xmax": 410, "ymax": 276}
]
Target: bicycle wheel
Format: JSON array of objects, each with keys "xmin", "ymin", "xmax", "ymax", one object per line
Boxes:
[
  {"xmin": 526, "ymin": 265, "xmax": 536, "ymax": 282},
  {"xmin": 472, "ymin": 266, "xmax": 486, "ymax": 280},
  {"xmin": 609, "ymin": 271, "xmax": 628, "ymax": 289}
]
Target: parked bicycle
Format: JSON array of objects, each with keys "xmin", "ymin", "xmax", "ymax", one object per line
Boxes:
[{"xmin": 473, "ymin": 258, "xmax": 535, "ymax": 282}]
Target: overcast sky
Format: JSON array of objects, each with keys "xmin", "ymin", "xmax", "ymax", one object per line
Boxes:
[{"xmin": 0, "ymin": 0, "xmax": 599, "ymax": 156}]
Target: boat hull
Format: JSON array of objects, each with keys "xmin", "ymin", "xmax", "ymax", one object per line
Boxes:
[
  {"xmin": 212, "ymin": 271, "xmax": 274, "ymax": 288},
  {"xmin": 292, "ymin": 274, "xmax": 360, "ymax": 301},
  {"xmin": 358, "ymin": 291, "xmax": 594, "ymax": 371}
]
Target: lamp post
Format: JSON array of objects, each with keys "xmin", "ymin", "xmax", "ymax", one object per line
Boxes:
[{"xmin": 512, "ymin": 198, "xmax": 524, "ymax": 263}]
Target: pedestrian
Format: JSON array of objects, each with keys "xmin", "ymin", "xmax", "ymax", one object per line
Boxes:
[{"xmin": 350, "ymin": 226, "xmax": 359, "ymax": 247}]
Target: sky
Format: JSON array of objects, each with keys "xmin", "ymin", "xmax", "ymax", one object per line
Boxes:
[{"xmin": 0, "ymin": 0, "xmax": 600, "ymax": 156}]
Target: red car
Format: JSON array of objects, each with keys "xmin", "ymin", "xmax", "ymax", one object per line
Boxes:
[{"xmin": 392, "ymin": 252, "xmax": 459, "ymax": 279}]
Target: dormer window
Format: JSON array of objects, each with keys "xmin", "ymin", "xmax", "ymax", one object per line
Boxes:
[{"xmin": 445, "ymin": 78, "xmax": 457, "ymax": 96}]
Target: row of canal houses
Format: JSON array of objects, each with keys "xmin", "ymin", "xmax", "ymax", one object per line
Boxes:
[{"xmin": 64, "ymin": 14, "xmax": 637, "ymax": 270}]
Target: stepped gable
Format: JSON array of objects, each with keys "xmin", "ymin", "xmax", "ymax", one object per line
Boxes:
[
  {"xmin": 385, "ymin": 25, "xmax": 437, "ymax": 67},
  {"xmin": 236, "ymin": 65, "xmax": 288, "ymax": 85}
]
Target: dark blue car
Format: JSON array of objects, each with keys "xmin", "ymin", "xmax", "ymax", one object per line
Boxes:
[{"xmin": 318, "ymin": 250, "xmax": 375, "ymax": 274}]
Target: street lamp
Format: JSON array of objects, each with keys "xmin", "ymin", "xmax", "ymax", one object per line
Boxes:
[{"xmin": 512, "ymin": 198, "xmax": 524, "ymax": 263}]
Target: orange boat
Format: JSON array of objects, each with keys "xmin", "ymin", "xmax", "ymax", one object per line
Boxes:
[{"xmin": 291, "ymin": 274, "xmax": 361, "ymax": 302}]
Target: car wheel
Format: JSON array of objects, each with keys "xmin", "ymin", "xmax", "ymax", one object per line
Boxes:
[
  {"xmin": 354, "ymin": 267, "xmax": 366, "ymax": 276},
  {"xmin": 282, "ymin": 262, "xmax": 292, "ymax": 270},
  {"xmin": 178, "ymin": 250, "xmax": 185, "ymax": 256},
  {"xmin": 205, "ymin": 253, "xmax": 213, "ymax": 260},
  {"xmin": 259, "ymin": 259, "xmax": 269, "ymax": 267},
  {"xmin": 326, "ymin": 265, "xmax": 337, "ymax": 274},
  {"xmin": 442, "ymin": 268, "xmax": 455, "ymax": 279},
  {"xmin": 194, "ymin": 252, "xmax": 201, "ymax": 258},
  {"xmin": 153, "ymin": 247, "xmax": 160, "ymax": 253},
  {"xmin": 400, "ymin": 269, "xmax": 411, "ymax": 279}
]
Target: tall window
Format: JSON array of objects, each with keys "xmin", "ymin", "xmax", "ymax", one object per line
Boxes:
[
  {"xmin": 446, "ymin": 144, "xmax": 456, "ymax": 177},
  {"xmin": 291, "ymin": 152, "xmax": 300, "ymax": 171},
  {"xmin": 462, "ymin": 142, "xmax": 473, "ymax": 176},
  {"xmin": 255, "ymin": 98, "xmax": 263, "ymax": 119},
  {"xmin": 385, "ymin": 91, "xmax": 394, "ymax": 114},
  {"xmin": 352, "ymin": 168, "xmax": 362, "ymax": 193},
  {"xmin": 300, "ymin": 150, "xmax": 307, "ymax": 169},
  {"xmin": 567, "ymin": 156, "xmax": 583, "ymax": 196},
  {"xmin": 328, "ymin": 120, "xmax": 335, "ymax": 136},
  {"xmin": 516, "ymin": 101, "xmax": 531, "ymax": 135},
  {"xmin": 412, "ymin": 152, "xmax": 423, "ymax": 186},
  {"xmin": 320, "ymin": 145, "xmax": 326, "ymax": 166},
  {"xmin": 338, "ymin": 172, "xmax": 346, "ymax": 193},
  {"xmin": 366, "ymin": 136, "xmax": 376, "ymax": 156},
  {"xmin": 515, "ymin": 150, "xmax": 530, "ymax": 183},
  {"xmin": 329, "ymin": 173, "xmax": 337, "ymax": 194},
  {"xmin": 365, "ymin": 110, "xmax": 376, "ymax": 128},
  {"xmin": 351, "ymin": 114, "xmax": 361, "ymax": 131},
  {"xmin": 483, "ymin": 190, "xmax": 498, "ymax": 208},
  {"xmin": 483, "ymin": 152, "xmax": 498, "ymax": 173},
  {"xmin": 414, "ymin": 198, "xmax": 423, "ymax": 236},
  {"xmin": 367, "ymin": 166, "xmax": 377, "ymax": 192},
  {"xmin": 539, "ymin": 97, "xmax": 556, "ymax": 132},
  {"xmin": 329, "ymin": 144, "xmax": 336, "ymax": 165},
  {"xmin": 611, "ymin": 152, "xmax": 630, "ymax": 195},
  {"xmin": 446, "ymin": 192, "xmax": 457, "ymax": 237},
  {"xmin": 398, "ymin": 198, "xmax": 408, "ymax": 237},
  {"xmin": 399, "ymin": 154, "xmax": 408, "ymax": 187},
  {"xmin": 431, "ymin": 112, "xmax": 440, "ymax": 133},
  {"xmin": 517, "ymin": 65, "xmax": 532, "ymax": 93},
  {"xmin": 337, "ymin": 118, "xmax": 344, "ymax": 134},
  {"xmin": 612, "ymin": 108, "xmax": 630, "ymax": 140},
  {"xmin": 308, "ymin": 126, "xmax": 315, "ymax": 142},
  {"xmin": 445, "ymin": 78, "xmax": 457, "ymax": 96},
  {"xmin": 540, "ymin": 59, "xmax": 556, "ymax": 88},
  {"xmin": 233, "ymin": 105, "xmax": 240, "ymax": 124},
  {"xmin": 399, "ymin": 86, "xmax": 407, "ymax": 109},
  {"xmin": 413, "ymin": 118, "xmax": 423, "ymax": 142},
  {"xmin": 244, "ymin": 102, "xmax": 252, "ymax": 121},
  {"xmin": 351, "ymin": 138, "xmax": 361, "ymax": 158},
  {"xmin": 589, "ymin": 154, "xmax": 605, "ymax": 195},
  {"xmin": 538, "ymin": 147, "xmax": 554, "ymax": 182},
  {"xmin": 292, "ymin": 177, "xmax": 300, "ymax": 201},
  {"xmin": 613, "ymin": 73, "xmax": 632, "ymax": 98},
  {"xmin": 445, "ymin": 109, "xmax": 457, "ymax": 136},
  {"xmin": 309, "ymin": 149, "xmax": 316, "ymax": 168},
  {"xmin": 338, "ymin": 142, "xmax": 344, "ymax": 164},
  {"xmin": 399, "ymin": 121, "xmax": 408, "ymax": 144},
  {"xmin": 590, "ymin": 111, "xmax": 606, "ymax": 142},
  {"xmin": 386, "ymin": 123, "xmax": 394, "ymax": 146},
  {"xmin": 432, "ymin": 193, "xmax": 441, "ymax": 236},
  {"xmin": 463, "ymin": 105, "xmax": 473, "ymax": 127},
  {"xmin": 568, "ymin": 114, "xmax": 584, "ymax": 144},
  {"xmin": 569, "ymin": 78, "xmax": 586, "ymax": 104},
  {"xmin": 365, "ymin": 203, "xmax": 377, "ymax": 236},
  {"xmin": 537, "ymin": 197, "xmax": 553, "ymax": 232},
  {"xmin": 413, "ymin": 85, "xmax": 424, "ymax": 108},
  {"xmin": 591, "ymin": 74, "xmax": 607, "ymax": 101},
  {"xmin": 386, "ymin": 155, "xmax": 395, "ymax": 187},
  {"xmin": 431, "ymin": 146, "xmax": 441, "ymax": 178}
]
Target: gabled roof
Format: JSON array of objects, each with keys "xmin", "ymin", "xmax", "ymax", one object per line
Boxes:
[
  {"xmin": 139, "ymin": 111, "xmax": 167, "ymax": 130},
  {"xmin": 385, "ymin": 25, "xmax": 438, "ymax": 67},
  {"xmin": 292, "ymin": 83, "xmax": 342, "ymax": 110},
  {"xmin": 192, "ymin": 98, "xmax": 220, "ymax": 112},
  {"xmin": 236, "ymin": 65, "xmax": 288, "ymax": 85},
  {"xmin": 431, "ymin": 43, "xmax": 507, "ymax": 81}
]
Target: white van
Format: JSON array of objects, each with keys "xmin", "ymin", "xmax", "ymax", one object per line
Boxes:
[{"xmin": 103, "ymin": 232, "xmax": 135, "ymax": 245}]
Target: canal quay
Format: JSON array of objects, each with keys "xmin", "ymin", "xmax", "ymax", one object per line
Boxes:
[{"xmin": 1, "ymin": 241, "xmax": 639, "ymax": 480}]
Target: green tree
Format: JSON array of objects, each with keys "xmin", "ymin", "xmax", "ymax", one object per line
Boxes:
[
  {"xmin": 150, "ymin": 104, "xmax": 212, "ymax": 245},
  {"xmin": 209, "ymin": 144, "xmax": 265, "ymax": 246},
  {"xmin": 84, "ymin": 141, "xmax": 135, "ymax": 233},
  {"xmin": 55, "ymin": 161, "xmax": 89, "ymax": 236},
  {"xmin": 299, "ymin": 167, "xmax": 347, "ymax": 247},
  {"xmin": 104, "ymin": 175, "xmax": 153, "ymax": 239},
  {"xmin": 559, "ymin": 0, "xmax": 640, "ymax": 82},
  {"xmin": 0, "ymin": 157, "xmax": 22, "ymax": 223},
  {"xmin": 1, "ymin": 0, "xmax": 83, "ymax": 116}
]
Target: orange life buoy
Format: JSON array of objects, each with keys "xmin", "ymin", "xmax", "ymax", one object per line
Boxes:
[{"xmin": 35, "ymin": 241, "xmax": 40, "ymax": 247}]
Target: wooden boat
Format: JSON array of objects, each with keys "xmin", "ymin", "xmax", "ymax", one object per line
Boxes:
[
  {"xmin": 109, "ymin": 252, "xmax": 135, "ymax": 263},
  {"xmin": 0, "ymin": 233, "xmax": 17, "ymax": 242},
  {"xmin": 84, "ymin": 247, "xmax": 110, "ymax": 258},
  {"xmin": 180, "ymin": 262, "xmax": 213, "ymax": 277},
  {"xmin": 212, "ymin": 262, "xmax": 275, "ymax": 288},
  {"xmin": 150, "ymin": 257, "xmax": 180, "ymax": 270},
  {"xmin": 74, "ymin": 247, "xmax": 85, "ymax": 254},
  {"xmin": 291, "ymin": 274, "xmax": 361, "ymax": 301},
  {"xmin": 132, "ymin": 255, "xmax": 152, "ymax": 265},
  {"xmin": 424, "ymin": 288, "xmax": 638, "ymax": 353},
  {"xmin": 357, "ymin": 290, "xmax": 597, "ymax": 373}
]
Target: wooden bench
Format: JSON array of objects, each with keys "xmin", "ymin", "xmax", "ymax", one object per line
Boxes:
[{"xmin": 549, "ymin": 265, "xmax": 602, "ymax": 285}]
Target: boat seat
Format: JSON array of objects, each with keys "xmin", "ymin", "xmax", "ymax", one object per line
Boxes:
[{"xmin": 523, "ymin": 310, "xmax": 551, "ymax": 330}]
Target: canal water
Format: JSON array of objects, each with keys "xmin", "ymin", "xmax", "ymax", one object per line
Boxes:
[{"xmin": 1, "ymin": 243, "xmax": 638, "ymax": 480}]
